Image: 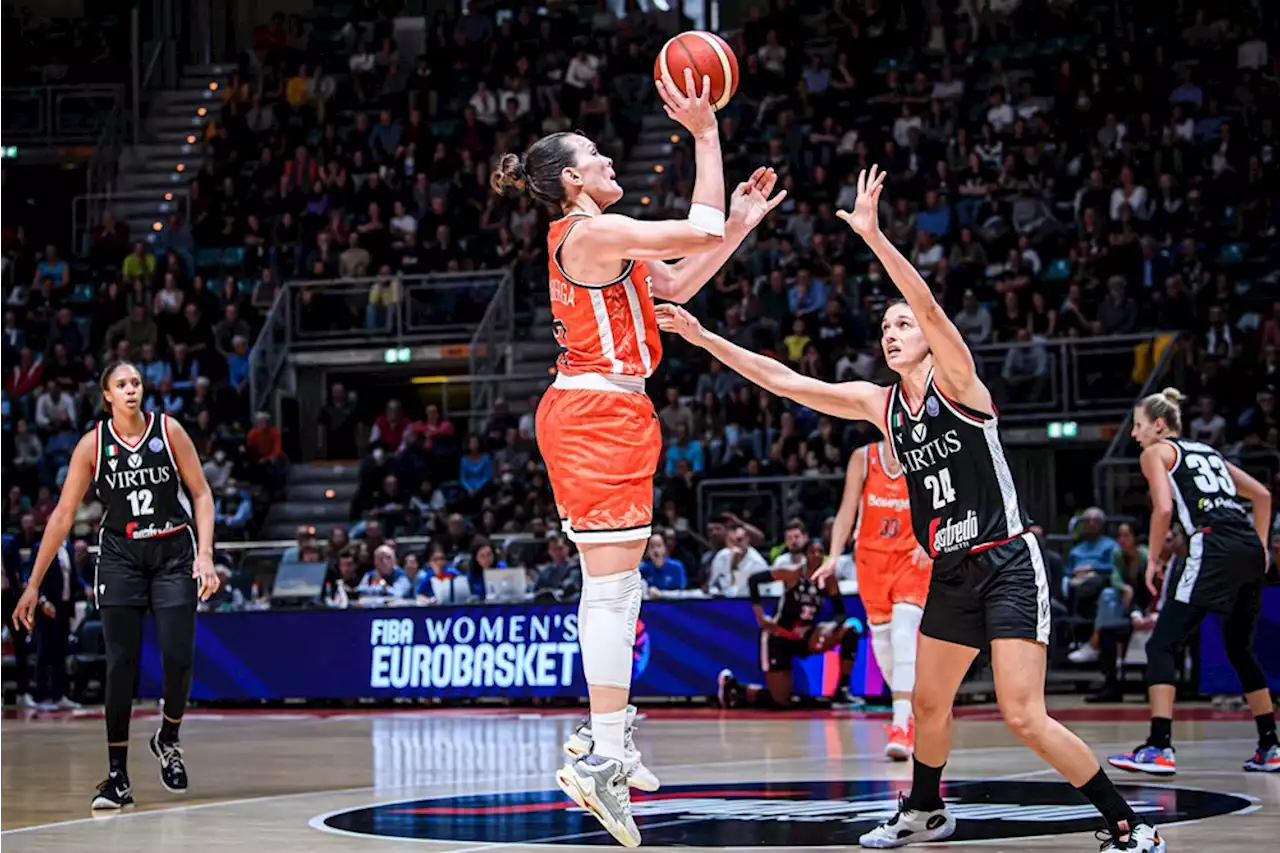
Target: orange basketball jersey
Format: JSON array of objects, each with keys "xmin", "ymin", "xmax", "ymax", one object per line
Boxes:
[
  {"xmin": 855, "ymin": 441, "xmax": 916, "ymax": 556},
  {"xmin": 546, "ymin": 213, "xmax": 662, "ymax": 378}
]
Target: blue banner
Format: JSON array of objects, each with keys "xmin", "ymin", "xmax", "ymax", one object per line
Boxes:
[
  {"xmin": 139, "ymin": 598, "xmax": 876, "ymax": 701},
  {"xmin": 1199, "ymin": 585, "xmax": 1280, "ymax": 694}
]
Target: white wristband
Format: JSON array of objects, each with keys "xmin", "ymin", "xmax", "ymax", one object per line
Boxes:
[{"xmin": 687, "ymin": 203, "xmax": 726, "ymax": 237}]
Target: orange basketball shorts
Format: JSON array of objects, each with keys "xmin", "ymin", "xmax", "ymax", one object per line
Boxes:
[
  {"xmin": 857, "ymin": 550, "xmax": 932, "ymax": 625},
  {"xmin": 535, "ymin": 376, "xmax": 661, "ymax": 544}
]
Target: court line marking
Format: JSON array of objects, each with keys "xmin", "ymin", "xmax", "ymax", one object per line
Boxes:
[
  {"xmin": 1, "ymin": 737, "xmax": 1259, "ymax": 838},
  {"xmin": 305, "ymin": 741, "xmax": 1262, "ymax": 851}
]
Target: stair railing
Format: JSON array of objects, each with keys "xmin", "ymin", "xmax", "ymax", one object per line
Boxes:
[{"xmin": 468, "ymin": 269, "xmax": 516, "ymax": 427}]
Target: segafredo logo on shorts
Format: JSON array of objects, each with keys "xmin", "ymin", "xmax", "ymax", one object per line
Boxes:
[{"xmin": 317, "ymin": 779, "xmax": 1252, "ymax": 846}]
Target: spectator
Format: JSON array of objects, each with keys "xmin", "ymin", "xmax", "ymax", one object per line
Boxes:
[
  {"xmin": 33, "ymin": 380, "xmax": 77, "ymax": 434},
  {"xmin": 533, "ymin": 534, "xmax": 581, "ymax": 600},
  {"xmin": 201, "ymin": 447, "xmax": 233, "ymax": 490},
  {"xmin": 706, "ymin": 524, "xmax": 769, "ymax": 593},
  {"xmin": 105, "ymin": 305, "xmax": 159, "ymax": 355},
  {"xmin": 214, "ymin": 480, "xmax": 253, "ymax": 539},
  {"xmin": 658, "ymin": 386, "xmax": 695, "ymax": 436},
  {"xmin": 415, "ymin": 545, "xmax": 472, "ymax": 604},
  {"xmin": 664, "ymin": 422, "xmax": 704, "ymax": 476},
  {"xmin": 954, "ymin": 289, "xmax": 992, "ymax": 346},
  {"xmin": 459, "ymin": 435, "xmax": 493, "ymax": 499},
  {"xmin": 639, "ymin": 533, "xmax": 687, "ymax": 591},
  {"xmin": 358, "ymin": 544, "xmax": 412, "ymax": 599},
  {"xmin": 1188, "ymin": 395, "xmax": 1227, "ymax": 447},
  {"xmin": 214, "ymin": 305, "xmax": 251, "ymax": 357},
  {"xmin": 369, "ymin": 399, "xmax": 408, "ymax": 451},
  {"xmin": 247, "ymin": 411, "xmax": 287, "ymax": 492},
  {"xmin": 770, "ymin": 520, "xmax": 809, "ymax": 570},
  {"xmin": 121, "ymin": 242, "xmax": 156, "ymax": 285}
]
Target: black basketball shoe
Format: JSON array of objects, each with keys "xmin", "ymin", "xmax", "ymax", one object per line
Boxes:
[
  {"xmin": 91, "ymin": 770, "xmax": 134, "ymax": 810},
  {"xmin": 150, "ymin": 729, "xmax": 189, "ymax": 793}
]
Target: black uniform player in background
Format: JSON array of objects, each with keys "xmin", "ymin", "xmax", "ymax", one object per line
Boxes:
[
  {"xmin": 14, "ymin": 362, "xmax": 220, "ymax": 810},
  {"xmin": 717, "ymin": 540, "xmax": 861, "ymax": 710},
  {"xmin": 657, "ymin": 166, "xmax": 1161, "ymax": 852},
  {"xmin": 1108, "ymin": 388, "xmax": 1278, "ymax": 776}
]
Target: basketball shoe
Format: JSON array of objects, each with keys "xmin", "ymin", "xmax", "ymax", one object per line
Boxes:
[
  {"xmin": 717, "ymin": 668, "xmax": 740, "ymax": 709},
  {"xmin": 150, "ymin": 729, "xmax": 189, "ymax": 792},
  {"xmin": 556, "ymin": 753, "xmax": 641, "ymax": 848},
  {"xmin": 1107, "ymin": 744, "xmax": 1176, "ymax": 776},
  {"xmin": 884, "ymin": 719, "xmax": 914, "ymax": 761},
  {"xmin": 91, "ymin": 770, "xmax": 134, "ymax": 810},
  {"xmin": 858, "ymin": 794, "xmax": 955, "ymax": 848},
  {"xmin": 1244, "ymin": 743, "xmax": 1280, "ymax": 772},
  {"xmin": 1097, "ymin": 820, "xmax": 1167, "ymax": 852},
  {"xmin": 563, "ymin": 705, "xmax": 660, "ymax": 791}
]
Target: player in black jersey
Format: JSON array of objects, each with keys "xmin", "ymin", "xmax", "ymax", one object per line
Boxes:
[
  {"xmin": 656, "ymin": 166, "xmax": 1162, "ymax": 852},
  {"xmin": 1108, "ymin": 388, "xmax": 1278, "ymax": 776},
  {"xmin": 13, "ymin": 361, "xmax": 220, "ymax": 811},
  {"xmin": 716, "ymin": 541, "xmax": 862, "ymax": 710}
]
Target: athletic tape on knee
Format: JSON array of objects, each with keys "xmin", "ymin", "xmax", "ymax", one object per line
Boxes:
[
  {"xmin": 870, "ymin": 622, "xmax": 894, "ymax": 688},
  {"xmin": 580, "ymin": 569, "xmax": 643, "ymax": 690},
  {"xmin": 889, "ymin": 603, "xmax": 923, "ymax": 694}
]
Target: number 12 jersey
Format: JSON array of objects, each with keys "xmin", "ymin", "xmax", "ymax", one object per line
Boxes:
[
  {"xmin": 886, "ymin": 369, "xmax": 1029, "ymax": 573},
  {"xmin": 93, "ymin": 412, "xmax": 193, "ymax": 540}
]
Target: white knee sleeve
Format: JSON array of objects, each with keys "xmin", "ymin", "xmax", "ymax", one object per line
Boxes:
[
  {"xmin": 579, "ymin": 569, "xmax": 643, "ymax": 690},
  {"xmin": 870, "ymin": 622, "xmax": 894, "ymax": 689},
  {"xmin": 889, "ymin": 602, "xmax": 923, "ymax": 694}
]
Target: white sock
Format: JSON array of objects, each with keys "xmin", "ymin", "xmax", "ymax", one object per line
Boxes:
[
  {"xmin": 591, "ymin": 709, "xmax": 628, "ymax": 761},
  {"xmin": 892, "ymin": 699, "xmax": 912, "ymax": 729}
]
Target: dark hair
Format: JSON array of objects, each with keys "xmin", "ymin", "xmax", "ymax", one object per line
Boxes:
[
  {"xmin": 98, "ymin": 360, "xmax": 142, "ymax": 412},
  {"xmin": 491, "ymin": 132, "xmax": 580, "ymax": 208}
]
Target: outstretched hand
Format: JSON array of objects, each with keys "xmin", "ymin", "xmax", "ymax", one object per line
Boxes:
[
  {"xmin": 835, "ymin": 165, "xmax": 887, "ymax": 238},
  {"xmin": 727, "ymin": 166, "xmax": 787, "ymax": 233},
  {"xmin": 655, "ymin": 303, "xmax": 708, "ymax": 344},
  {"xmin": 656, "ymin": 66, "xmax": 717, "ymax": 138}
]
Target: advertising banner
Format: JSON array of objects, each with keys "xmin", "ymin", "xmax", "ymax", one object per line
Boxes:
[{"xmin": 139, "ymin": 598, "xmax": 878, "ymax": 701}]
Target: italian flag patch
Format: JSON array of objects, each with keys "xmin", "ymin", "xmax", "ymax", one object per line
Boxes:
[
  {"xmin": 892, "ymin": 411, "xmax": 903, "ymax": 430},
  {"xmin": 106, "ymin": 445, "xmax": 118, "ymax": 458}
]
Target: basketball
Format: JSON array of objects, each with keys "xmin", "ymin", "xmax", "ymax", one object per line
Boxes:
[{"xmin": 653, "ymin": 31, "xmax": 739, "ymax": 112}]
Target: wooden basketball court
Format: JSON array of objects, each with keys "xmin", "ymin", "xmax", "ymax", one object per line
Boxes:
[{"xmin": 2, "ymin": 700, "xmax": 1272, "ymax": 851}]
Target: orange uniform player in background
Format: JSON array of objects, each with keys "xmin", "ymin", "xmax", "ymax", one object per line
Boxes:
[{"xmin": 831, "ymin": 440, "xmax": 930, "ymax": 760}]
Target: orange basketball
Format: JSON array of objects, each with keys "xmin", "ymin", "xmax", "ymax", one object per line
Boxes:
[{"xmin": 653, "ymin": 31, "xmax": 739, "ymax": 112}]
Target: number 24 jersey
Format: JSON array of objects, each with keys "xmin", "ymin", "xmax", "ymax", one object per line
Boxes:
[{"xmin": 886, "ymin": 370, "xmax": 1030, "ymax": 573}]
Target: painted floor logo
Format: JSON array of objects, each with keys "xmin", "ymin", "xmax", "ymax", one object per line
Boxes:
[{"xmin": 317, "ymin": 778, "xmax": 1252, "ymax": 846}]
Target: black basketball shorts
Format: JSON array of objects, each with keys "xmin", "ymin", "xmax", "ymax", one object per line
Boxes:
[
  {"xmin": 920, "ymin": 531, "xmax": 1051, "ymax": 649},
  {"xmin": 96, "ymin": 528, "xmax": 198, "ymax": 610},
  {"xmin": 761, "ymin": 632, "xmax": 815, "ymax": 673},
  {"xmin": 1167, "ymin": 528, "xmax": 1266, "ymax": 614}
]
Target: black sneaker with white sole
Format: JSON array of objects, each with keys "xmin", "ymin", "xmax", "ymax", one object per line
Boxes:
[
  {"xmin": 91, "ymin": 770, "xmax": 134, "ymax": 810},
  {"xmin": 150, "ymin": 729, "xmax": 189, "ymax": 792},
  {"xmin": 717, "ymin": 669, "xmax": 740, "ymax": 709}
]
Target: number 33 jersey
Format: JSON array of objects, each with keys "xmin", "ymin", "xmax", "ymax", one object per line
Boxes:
[
  {"xmin": 93, "ymin": 412, "xmax": 193, "ymax": 540},
  {"xmin": 886, "ymin": 369, "xmax": 1029, "ymax": 573},
  {"xmin": 1163, "ymin": 437, "xmax": 1253, "ymax": 537}
]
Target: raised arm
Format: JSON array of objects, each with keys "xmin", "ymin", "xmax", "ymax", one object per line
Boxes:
[
  {"xmin": 655, "ymin": 304, "xmax": 888, "ymax": 425},
  {"xmin": 651, "ymin": 167, "xmax": 787, "ymax": 304},
  {"xmin": 578, "ymin": 67, "xmax": 727, "ymax": 263},
  {"xmin": 1225, "ymin": 459, "xmax": 1273, "ymax": 554},
  {"xmin": 13, "ymin": 433, "xmax": 95, "ymax": 630},
  {"xmin": 839, "ymin": 166, "xmax": 991, "ymax": 413}
]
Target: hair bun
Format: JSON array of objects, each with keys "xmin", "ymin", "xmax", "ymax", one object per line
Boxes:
[
  {"xmin": 491, "ymin": 153, "xmax": 528, "ymax": 197},
  {"xmin": 1160, "ymin": 387, "xmax": 1186, "ymax": 406}
]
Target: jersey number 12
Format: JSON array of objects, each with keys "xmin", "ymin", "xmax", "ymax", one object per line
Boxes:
[
  {"xmin": 923, "ymin": 468, "xmax": 957, "ymax": 509},
  {"xmin": 126, "ymin": 489, "xmax": 155, "ymax": 517}
]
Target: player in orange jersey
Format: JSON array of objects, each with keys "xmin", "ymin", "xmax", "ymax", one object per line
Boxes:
[
  {"xmin": 832, "ymin": 441, "xmax": 931, "ymax": 761},
  {"xmin": 491, "ymin": 66, "xmax": 784, "ymax": 848}
]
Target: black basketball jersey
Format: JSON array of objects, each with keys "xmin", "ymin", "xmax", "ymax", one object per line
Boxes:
[
  {"xmin": 775, "ymin": 574, "xmax": 825, "ymax": 637},
  {"xmin": 93, "ymin": 412, "xmax": 193, "ymax": 539},
  {"xmin": 886, "ymin": 369, "xmax": 1029, "ymax": 572},
  {"xmin": 1164, "ymin": 438, "xmax": 1253, "ymax": 537}
]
